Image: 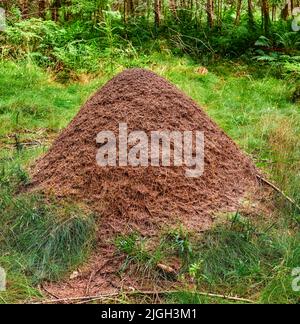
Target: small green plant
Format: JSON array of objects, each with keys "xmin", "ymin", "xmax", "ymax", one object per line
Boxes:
[
  {"xmin": 166, "ymin": 227, "xmax": 193, "ymax": 261},
  {"xmin": 115, "ymin": 232, "xmax": 139, "ymax": 255},
  {"xmin": 188, "ymin": 261, "xmax": 203, "ymax": 280}
]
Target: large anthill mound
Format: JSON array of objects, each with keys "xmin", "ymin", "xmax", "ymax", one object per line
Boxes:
[{"xmin": 32, "ymin": 68, "xmax": 258, "ymax": 234}]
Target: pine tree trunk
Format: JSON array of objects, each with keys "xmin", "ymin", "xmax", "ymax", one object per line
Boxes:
[
  {"xmin": 207, "ymin": 0, "xmax": 214, "ymax": 28},
  {"xmin": 281, "ymin": 3, "xmax": 289, "ymax": 20},
  {"xmin": 248, "ymin": 0, "xmax": 254, "ymax": 27},
  {"xmin": 235, "ymin": 0, "xmax": 242, "ymax": 25},
  {"xmin": 39, "ymin": 0, "xmax": 46, "ymax": 19},
  {"xmin": 20, "ymin": 0, "xmax": 29, "ymax": 19},
  {"xmin": 272, "ymin": 5, "xmax": 276, "ymax": 21},
  {"xmin": 218, "ymin": 0, "xmax": 223, "ymax": 28},
  {"xmin": 52, "ymin": 0, "xmax": 62, "ymax": 22},
  {"xmin": 262, "ymin": 0, "xmax": 270, "ymax": 35},
  {"xmin": 127, "ymin": 0, "xmax": 134, "ymax": 15},
  {"xmin": 154, "ymin": 0, "xmax": 161, "ymax": 28},
  {"xmin": 169, "ymin": 0, "xmax": 177, "ymax": 18}
]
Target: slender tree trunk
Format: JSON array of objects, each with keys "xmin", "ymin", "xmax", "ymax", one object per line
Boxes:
[
  {"xmin": 235, "ymin": 0, "xmax": 242, "ymax": 25},
  {"xmin": 124, "ymin": 0, "xmax": 127, "ymax": 23},
  {"xmin": 127, "ymin": 0, "xmax": 134, "ymax": 15},
  {"xmin": 20, "ymin": 0, "xmax": 29, "ymax": 19},
  {"xmin": 289, "ymin": 0, "xmax": 293, "ymax": 14},
  {"xmin": 262, "ymin": 0, "xmax": 270, "ymax": 35},
  {"xmin": 272, "ymin": 5, "xmax": 276, "ymax": 21},
  {"xmin": 248, "ymin": 0, "xmax": 255, "ymax": 27},
  {"xmin": 64, "ymin": 0, "xmax": 72, "ymax": 21},
  {"xmin": 154, "ymin": 0, "xmax": 161, "ymax": 28},
  {"xmin": 52, "ymin": 0, "xmax": 62, "ymax": 22},
  {"xmin": 39, "ymin": 0, "xmax": 47, "ymax": 19},
  {"xmin": 218, "ymin": 0, "xmax": 223, "ymax": 28},
  {"xmin": 281, "ymin": 3, "xmax": 289, "ymax": 20},
  {"xmin": 207, "ymin": 0, "xmax": 214, "ymax": 28},
  {"xmin": 169, "ymin": 0, "xmax": 177, "ymax": 18}
]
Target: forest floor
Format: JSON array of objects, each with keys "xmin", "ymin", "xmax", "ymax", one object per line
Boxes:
[{"xmin": 0, "ymin": 53, "xmax": 299, "ymax": 304}]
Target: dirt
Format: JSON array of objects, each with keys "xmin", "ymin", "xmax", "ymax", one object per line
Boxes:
[{"xmin": 31, "ymin": 68, "xmax": 260, "ymax": 300}]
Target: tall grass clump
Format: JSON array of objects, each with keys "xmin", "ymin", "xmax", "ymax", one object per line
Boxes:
[{"xmin": 0, "ymin": 150, "xmax": 96, "ymax": 303}]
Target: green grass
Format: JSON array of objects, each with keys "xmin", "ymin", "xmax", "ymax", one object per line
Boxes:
[
  {"xmin": 0, "ymin": 151, "xmax": 96, "ymax": 303},
  {"xmin": 115, "ymin": 214, "xmax": 300, "ymax": 304},
  {"xmin": 0, "ymin": 61, "xmax": 105, "ymax": 137},
  {"xmin": 0, "ymin": 53, "xmax": 299, "ymax": 303}
]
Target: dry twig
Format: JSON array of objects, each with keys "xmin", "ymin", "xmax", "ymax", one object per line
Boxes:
[
  {"xmin": 257, "ymin": 175, "xmax": 300, "ymax": 212},
  {"xmin": 36, "ymin": 289, "xmax": 254, "ymax": 304}
]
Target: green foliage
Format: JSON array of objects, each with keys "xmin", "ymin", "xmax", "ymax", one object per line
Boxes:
[
  {"xmin": 1, "ymin": 3, "xmax": 300, "ymax": 74},
  {"xmin": 192, "ymin": 213, "xmax": 300, "ymax": 304},
  {"xmin": 165, "ymin": 227, "xmax": 193, "ymax": 261},
  {"xmin": 0, "ymin": 61, "xmax": 103, "ymax": 136},
  {"xmin": 1, "ymin": 19, "xmax": 61, "ymax": 60},
  {"xmin": 115, "ymin": 233, "xmax": 165, "ymax": 275},
  {"xmin": 115, "ymin": 211, "xmax": 300, "ymax": 304}
]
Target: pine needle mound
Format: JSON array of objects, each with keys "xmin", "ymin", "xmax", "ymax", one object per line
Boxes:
[{"xmin": 32, "ymin": 68, "xmax": 258, "ymax": 233}]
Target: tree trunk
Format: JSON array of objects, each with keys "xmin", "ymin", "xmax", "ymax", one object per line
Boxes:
[
  {"xmin": 20, "ymin": 0, "xmax": 29, "ymax": 19},
  {"xmin": 272, "ymin": 5, "xmax": 276, "ymax": 21},
  {"xmin": 289, "ymin": 0, "xmax": 293, "ymax": 15},
  {"xmin": 218, "ymin": 0, "xmax": 223, "ymax": 28},
  {"xmin": 248, "ymin": 0, "xmax": 255, "ymax": 27},
  {"xmin": 262, "ymin": 0, "xmax": 270, "ymax": 35},
  {"xmin": 207, "ymin": 0, "xmax": 214, "ymax": 28},
  {"xmin": 169, "ymin": 0, "xmax": 177, "ymax": 18},
  {"xmin": 39, "ymin": 0, "xmax": 47, "ymax": 19},
  {"xmin": 127, "ymin": 0, "xmax": 135, "ymax": 15},
  {"xmin": 63, "ymin": 0, "xmax": 72, "ymax": 21},
  {"xmin": 281, "ymin": 3, "xmax": 289, "ymax": 20},
  {"xmin": 52, "ymin": 0, "xmax": 62, "ymax": 22},
  {"xmin": 235, "ymin": 0, "xmax": 242, "ymax": 25},
  {"xmin": 154, "ymin": 0, "xmax": 161, "ymax": 28}
]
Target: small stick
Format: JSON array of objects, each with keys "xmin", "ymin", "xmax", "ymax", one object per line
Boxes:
[
  {"xmin": 85, "ymin": 271, "xmax": 96, "ymax": 296},
  {"xmin": 41, "ymin": 284, "xmax": 60, "ymax": 301},
  {"xmin": 34, "ymin": 289, "xmax": 254, "ymax": 304},
  {"xmin": 257, "ymin": 175, "xmax": 300, "ymax": 212},
  {"xmin": 85, "ymin": 256, "xmax": 123, "ymax": 295},
  {"xmin": 3, "ymin": 140, "xmax": 42, "ymax": 147}
]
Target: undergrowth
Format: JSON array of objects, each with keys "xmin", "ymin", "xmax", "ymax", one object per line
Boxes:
[{"xmin": 115, "ymin": 213, "xmax": 300, "ymax": 304}]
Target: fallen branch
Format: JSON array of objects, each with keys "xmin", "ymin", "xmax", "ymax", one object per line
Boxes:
[
  {"xmin": 0, "ymin": 140, "xmax": 43, "ymax": 149},
  {"xmin": 257, "ymin": 175, "xmax": 300, "ymax": 212},
  {"xmin": 40, "ymin": 284, "xmax": 60, "ymax": 300},
  {"xmin": 85, "ymin": 256, "xmax": 125, "ymax": 296},
  {"xmin": 35, "ymin": 289, "xmax": 255, "ymax": 304}
]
